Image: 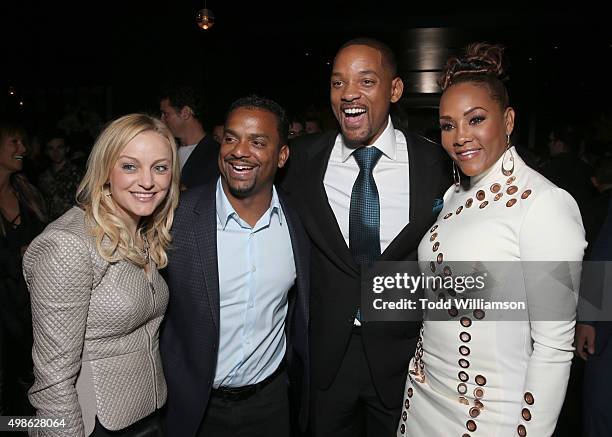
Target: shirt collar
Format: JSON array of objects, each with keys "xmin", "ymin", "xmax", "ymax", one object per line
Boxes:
[
  {"xmin": 340, "ymin": 116, "xmax": 397, "ymax": 162},
  {"xmin": 216, "ymin": 178, "xmax": 283, "ymax": 230}
]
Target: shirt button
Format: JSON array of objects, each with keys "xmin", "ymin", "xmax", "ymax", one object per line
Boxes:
[
  {"xmin": 248, "ymin": 302, "xmax": 254, "ymax": 308},
  {"xmin": 251, "ymin": 266, "xmax": 256, "ymax": 272}
]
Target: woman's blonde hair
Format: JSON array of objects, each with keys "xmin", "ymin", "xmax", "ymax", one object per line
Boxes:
[{"xmin": 76, "ymin": 113, "xmax": 180, "ymax": 268}]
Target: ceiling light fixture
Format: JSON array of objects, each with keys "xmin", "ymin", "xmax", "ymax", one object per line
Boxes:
[{"xmin": 196, "ymin": 1, "xmax": 215, "ymax": 30}]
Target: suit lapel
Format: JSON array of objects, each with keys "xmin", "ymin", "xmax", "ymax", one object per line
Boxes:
[
  {"xmin": 279, "ymin": 192, "xmax": 309, "ymax": 317},
  {"xmin": 192, "ymin": 182, "xmax": 220, "ymax": 330},
  {"xmin": 297, "ymin": 133, "xmax": 358, "ymax": 275},
  {"xmin": 382, "ymin": 132, "xmax": 433, "ymax": 260}
]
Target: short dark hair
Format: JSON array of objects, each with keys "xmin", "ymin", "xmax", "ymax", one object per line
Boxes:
[
  {"xmin": 551, "ymin": 124, "xmax": 582, "ymax": 154},
  {"xmin": 0, "ymin": 120, "xmax": 26, "ymax": 144},
  {"xmin": 43, "ymin": 127, "xmax": 67, "ymax": 145},
  {"xmin": 336, "ymin": 37, "xmax": 398, "ymax": 77},
  {"xmin": 159, "ymin": 85, "xmax": 205, "ymax": 123},
  {"xmin": 288, "ymin": 113, "xmax": 306, "ymax": 128},
  {"xmin": 227, "ymin": 95, "xmax": 289, "ymax": 146}
]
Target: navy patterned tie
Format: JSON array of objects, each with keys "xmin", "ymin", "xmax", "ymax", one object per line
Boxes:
[
  {"xmin": 350, "ymin": 147, "xmax": 383, "ymax": 322},
  {"xmin": 349, "ymin": 146, "xmax": 383, "ymax": 265}
]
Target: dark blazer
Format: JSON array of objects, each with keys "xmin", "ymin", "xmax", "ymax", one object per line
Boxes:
[
  {"xmin": 580, "ymin": 191, "xmax": 612, "ymax": 353},
  {"xmin": 180, "ymin": 134, "xmax": 220, "ymax": 190},
  {"xmin": 161, "ymin": 180, "xmax": 310, "ymax": 437},
  {"xmin": 281, "ymin": 129, "xmax": 450, "ymax": 409}
]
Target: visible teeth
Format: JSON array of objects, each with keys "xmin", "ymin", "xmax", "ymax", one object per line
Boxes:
[
  {"xmin": 343, "ymin": 108, "xmax": 366, "ymax": 115},
  {"xmin": 13, "ymin": 155, "xmax": 23, "ymax": 160},
  {"xmin": 132, "ymin": 193, "xmax": 155, "ymax": 199},
  {"xmin": 232, "ymin": 165, "xmax": 253, "ymax": 170}
]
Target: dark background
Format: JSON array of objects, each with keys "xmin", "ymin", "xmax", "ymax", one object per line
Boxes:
[
  {"xmin": 1, "ymin": 1, "xmax": 611, "ymax": 154},
  {"xmin": 0, "ymin": 3, "xmax": 607, "ymax": 435}
]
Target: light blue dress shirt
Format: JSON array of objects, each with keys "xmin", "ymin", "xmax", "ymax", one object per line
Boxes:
[{"xmin": 214, "ymin": 179, "xmax": 296, "ymax": 388}]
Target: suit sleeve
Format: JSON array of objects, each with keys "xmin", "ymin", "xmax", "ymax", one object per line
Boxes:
[
  {"xmin": 517, "ymin": 187, "xmax": 586, "ymax": 436},
  {"xmin": 23, "ymin": 229, "xmax": 93, "ymax": 437}
]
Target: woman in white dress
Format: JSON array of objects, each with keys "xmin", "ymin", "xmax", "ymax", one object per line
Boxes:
[{"xmin": 397, "ymin": 43, "xmax": 586, "ymax": 437}]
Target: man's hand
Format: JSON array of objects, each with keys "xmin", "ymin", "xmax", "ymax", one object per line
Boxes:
[{"xmin": 575, "ymin": 324, "xmax": 596, "ymax": 360}]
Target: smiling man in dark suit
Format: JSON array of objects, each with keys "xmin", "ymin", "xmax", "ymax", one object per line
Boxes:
[
  {"xmin": 281, "ymin": 38, "xmax": 449, "ymax": 436},
  {"xmin": 161, "ymin": 95, "xmax": 309, "ymax": 437}
]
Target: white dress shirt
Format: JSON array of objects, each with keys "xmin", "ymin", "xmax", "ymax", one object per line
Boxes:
[
  {"xmin": 323, "ymin": 117, "xmax": 410, "ymax": 253},
  {"xmin": 178, "ymin": 143, "xmax": 198, "ymax": 170}
]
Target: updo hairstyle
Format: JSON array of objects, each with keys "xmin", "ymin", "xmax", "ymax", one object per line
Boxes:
[{"xmin": 438, "ymin": 42, "xmax": 510, "ymax": 110}]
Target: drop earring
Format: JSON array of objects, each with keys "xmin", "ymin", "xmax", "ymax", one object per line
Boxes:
[
  {"xmin": 453, "ymin": 161, "xmax": 461, "ymax": 191},
  {"xmin": 501, "ymin": 134, "xmax": 514, "ymax": 176}
]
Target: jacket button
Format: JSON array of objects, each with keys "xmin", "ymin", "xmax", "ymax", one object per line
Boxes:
[
  {"xmin": 460, "ymin": 332, "xmax": 471, "ymax": 342},
  {"xmin": 522, "ymin": 408, "xmax": 532, "ymax": 421},
  {"xmin": 517, "ymin": 424, "xmax": 527, "ymax": 436},
  {"xmin": 466, "ymin": 420, "xmax": 477, "ymax": 431}
]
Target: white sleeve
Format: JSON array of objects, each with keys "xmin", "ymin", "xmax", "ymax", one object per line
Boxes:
[{"xmin": 516, "ymin": 187, "xmax": 586, "ymax": 436}]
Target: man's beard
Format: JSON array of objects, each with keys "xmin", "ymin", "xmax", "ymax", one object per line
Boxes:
[
  {"xmin": 227, "ymin": 181, "xmax": 255, "ymax": 199},
  {"xmin": 341, "ymin": 126, "xmax": 372, "ymax": 149}
]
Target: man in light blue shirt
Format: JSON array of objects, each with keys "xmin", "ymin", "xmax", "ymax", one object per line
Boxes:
[
  {"xmin": 214, "ymin": 174, "xmax": 295, "ymax": 388},
  {"xmin": 162, "ymin": 95, "xmax": 310, "ymax": 437}
]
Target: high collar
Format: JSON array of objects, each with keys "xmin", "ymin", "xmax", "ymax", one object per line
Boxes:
[
  {"xmin": 469, "ymin": 146, "xmax": 522, "ymax": 189},
  {"xmin": 340, "ymin": 116, "xmax": 397, "ymax": 162}
]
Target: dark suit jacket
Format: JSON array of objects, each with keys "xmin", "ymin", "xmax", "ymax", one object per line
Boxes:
[
  {"xmin": 580, "ymin": 191, "xmax": 612, "ymax": 354},
  {"xmin": 180, "ymin": 134, "xmax": 220, "ymax": 190},
  {"xmin": 161, "ymin": 180, "xmax": 310, "ymax": 437},
  {"xmin": 281, "ymin": 129, "xmax": 450, "ymax": 409}
]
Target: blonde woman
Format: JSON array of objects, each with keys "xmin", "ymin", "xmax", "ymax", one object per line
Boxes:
[{"xmin": 23, "ymin": 114, "xmax": 180, "ymax": 436}]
